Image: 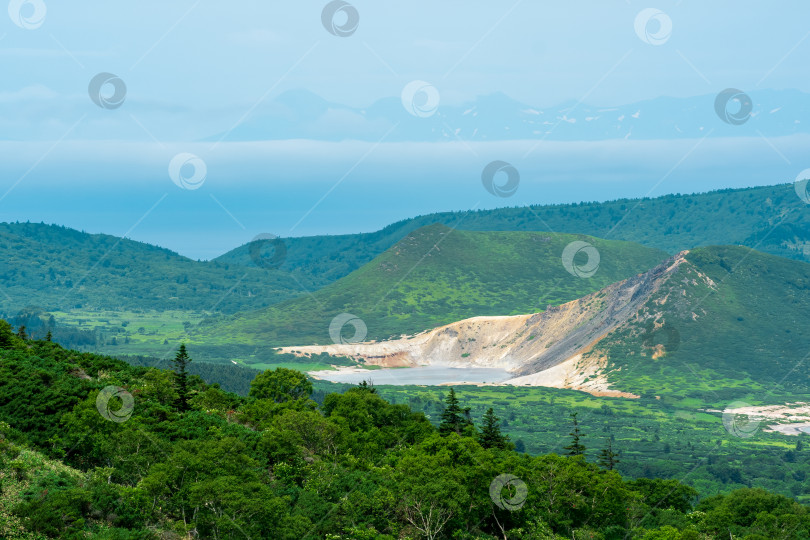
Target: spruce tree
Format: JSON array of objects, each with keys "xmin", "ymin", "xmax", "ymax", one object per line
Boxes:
[
  {"xmin": 598, "ymin": 439, "xmax": 620, "ymax": 470},
  {"xmin": 16, "ymin": 325, "xmax": 27, "ymax": 341},
  {"xmin": 172, "ymin": 344, "xmax": 192, "ymax": 412},
  {"xmin": 564, "ymin": 412, "xmax": 586, "ymax": 456},
  {"xmin": 479, "ymin": 407, "xmax": 510, "ymax": 449},
  {"xmin": 439, "ymin": 388, "xmax": 471, "ymax": 435},
  {"xmin": 357, "ymin": 380, "xmax": 377, "ymax": 393},
  {"xmin": 45, "ymin": 330, "xmax": 52, "ymax": 342}
]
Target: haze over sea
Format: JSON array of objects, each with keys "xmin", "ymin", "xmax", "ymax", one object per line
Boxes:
[{"xmin": 2, "ymin": 136, "xmax": 806, "ymax": 260}]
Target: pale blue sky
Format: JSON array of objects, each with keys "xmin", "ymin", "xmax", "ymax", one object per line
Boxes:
[{"xmin": 1, "ymin": 1, "xmax": 809, "ymax": 258}]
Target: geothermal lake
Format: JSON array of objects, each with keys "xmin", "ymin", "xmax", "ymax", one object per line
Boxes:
[{"xmin": 311, "ymin": 366, "xmax": 513, "ymax": 385}]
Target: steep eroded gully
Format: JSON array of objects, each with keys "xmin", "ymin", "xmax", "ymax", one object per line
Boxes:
[{"xmin": 281, "ymin": 252, "xmax": 690, "ymax": 396}]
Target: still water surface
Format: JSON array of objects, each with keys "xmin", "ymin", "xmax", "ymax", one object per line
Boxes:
[{"xmin": 312, "ymin": 366, "xmax": 513, "ymax": 385}]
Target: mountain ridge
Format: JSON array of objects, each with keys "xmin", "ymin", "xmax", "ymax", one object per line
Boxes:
[{"xmin": 274, "ymin": 246, "xmax": 810, "ymax": 400}]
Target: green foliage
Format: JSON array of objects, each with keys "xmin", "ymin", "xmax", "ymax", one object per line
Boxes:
[
  {"xmin": 198, "ymin": 226, "xmax": 666, "ymax": 346},
  {"xmin": 0, "ymin": 221, "xmax": 313, "ymax": 315},
  {"xmin": 594, "ymin": 245, "xmax": 810, "ymax": 395},
  {"xmin": 249, "ymin": 367, "xmax": 313, "ymax": 402},
  {"xmin": 564, "ymin": 413, "xmax": 586, "ymax": 456},
  {"xmin": 478, "ymin": 407, "xmax": 510, "ymax": 450},
  {"xmin": 4, "ymin": 325, "xmax": 810, "ymax": 538},
  {"xmin": 597, "ymin": 439, "xmax": 619, "ymax": 471},
  {"xmin": 216, "ymin": 183, "xmax": 810, "ymax": 280},
  {"xmin": 438, "ymin": 388, "xmax": 473, "ymax": 436},
  {"xmin": 172, "ymin": 344, "xmax": 192, "ymax": 412}
]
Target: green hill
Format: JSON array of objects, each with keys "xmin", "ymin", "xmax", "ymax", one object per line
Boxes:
[
  {"xmin": 589, "ymin": 245, "xmax": 810, "ymax": 398},
  {"xmin": 216, "ymin": 182, "xmax": 810, "ymax": 291},
  {"xmin": 194, "ymin": 224, "xmax": 667, "ymax": 349},
  {"xmin": 0, "ymin": 222, "xmax": 314, "ymax": 315},
  {"xmin": 5, "ymin": 182, "xmax": 808, "ymax": 321}
]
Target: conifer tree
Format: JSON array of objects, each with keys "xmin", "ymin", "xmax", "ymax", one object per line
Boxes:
[
  {"xmin": 598, "ymin": 439, "xmax": 620, "ymax": 470},
  {"xmin": 172, "ymin": 344, "xmax": 192, "ymax": 412},
  {"xmin": 479, "ymin": 407, "xmax": 510, "ymax": 449},
  {"xmin": 45, "ymin": 330, "xmax": 52, "ymax": 342},
  {"xmin": 439, "ymin": 388, "xmax": 471, "ymax": 435},
  {"xmin": 16, "ymin": 325, "xmax": 27, "ymax": 341},
  {"xmin": 564, "ymin": 412, "xmax": 586, "ymax": 456},
  {"xmin": 357, "ymin": 380, "xmax": 377, "ymax": 393}
]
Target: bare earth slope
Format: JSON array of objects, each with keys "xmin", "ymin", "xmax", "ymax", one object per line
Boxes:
[{"xmin": 282, "ymin": 252, "xmax": 690, "ymax": 397}]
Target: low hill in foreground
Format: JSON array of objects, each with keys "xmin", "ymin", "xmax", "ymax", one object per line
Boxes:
[{"xmin": 194, "ymin": 224, "xmax": 667, "ymax": 349}]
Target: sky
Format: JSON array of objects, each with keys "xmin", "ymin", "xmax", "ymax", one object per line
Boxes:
[{"xmin": 1, "ymin": 1, "xmax": 809, "ymax": 259}]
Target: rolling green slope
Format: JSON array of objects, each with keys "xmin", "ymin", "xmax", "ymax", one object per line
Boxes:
[
  {"xmin": 592, "ymin": 245, "xmax": 810, "ymax": 397},
  {"xmin": 0, "ymin": 222, "xmax": 314, "ymax": 315},
  {"xmin": 5, "ymin": 182, "xmax": 808, "ymax": 320},
  {"xmin": 216, "ymin": 183, "xmax": 810, "ymax": 292},
  {"xmin": 194, "ymin": 224, "xmax": 667, "ymax": 347}
]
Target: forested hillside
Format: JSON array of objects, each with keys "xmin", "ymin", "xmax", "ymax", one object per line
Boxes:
[
  {"xmin": 196, "ymin": 225, "xmax": 666, "ymax": 347},
  {"xmin": 2, "ymin": 182, "xmax": 807, "ymax": 331},
  {"xmin": 586, "ymin": 246, "xmax": 810, "ymax": 397},
  {"xmin": 217, "ymin": 182, "xmax": 810, "ymax": 283},
  {"xmin": 2, "ymin": 320, "xmax": 810, "ymax": 539},
  {"xmin": 0, "ymin": 222, "xmax": 312, "ymax": 315}
]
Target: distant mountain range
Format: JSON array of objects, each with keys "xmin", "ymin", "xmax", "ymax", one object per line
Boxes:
[
  {"xmin": 208, "ymin": 88, "xmax": 810, "ymax": 142},
  {"xmin": 2, "ymin": 88, "xmax": 807, "ymax": 142}
]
